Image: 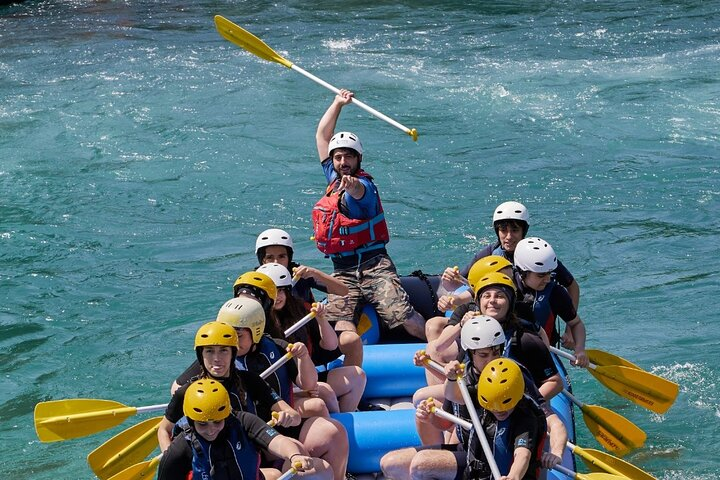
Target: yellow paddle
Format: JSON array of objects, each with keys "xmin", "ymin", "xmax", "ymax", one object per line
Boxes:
[
  {"xmin": 586, "ymin": 349, "xmax": 642, "ymax": 370},
  {"xmin": 107, "ymin": 454, "xmax": 161, "ymax": 480},
  {"xmin": 550, "ymin": 346, "xmax": 678, "ymax": 414},
  {"xmin": 213, "ymin": 15, "xmax": 418, "ymax": 141},
  {"xmin": 562, "ymin": 389, "xmax": 646, "ymax": 456},
  {"xmin": 568, "ymin": 441, "xmax": 657, "ymax": 480},
  {"xmin": 87, "ymin": 416, "xmax": 162, "ymax": 480},
  {"xmin": 429, "ymin": 406, "xmax": 629, "ymax": 480},
  {"xmin": 34, "ymin": 399, "xmax": 167, "ymax": 443}
]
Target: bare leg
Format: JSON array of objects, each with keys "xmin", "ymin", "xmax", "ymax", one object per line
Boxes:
[
  {"xmin": 380, "ymin": 447, "xmax": 420, "ymax": 480},
  {"xmin": 299, "ymin": 416, "xmax": 349, "ymax": 480},
  {"xmin": 410, "ymin": 449, "xmax": 464, "ymax": 480},
  {"xmin": 412, "ymin": 386, "xmax": 446, "ymax": 445},
  {"xmin": 403, "ymin": 311, "xmax": 428, "ymax": 341},
  {"xmin": 425, "ymin": 315, "xmax": 448, "ymax": 342},
  {"xmin": 336, "ymin": 324, "xmax": 363, "ymax": 367},
  {"xmin": 327, "ymin": 366, "xmax": 366, "ymax": 412}
]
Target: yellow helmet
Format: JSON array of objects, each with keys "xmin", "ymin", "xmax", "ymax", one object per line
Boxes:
[
  {"xmin": 183, "ymin": 379, "xmax": 232, "ymax": 422},
  {"xmin": 233, "ymin": 271, "xmax": 277, "ymax": 306},
  {"xmin": 477, "ymin": 358, "xmax": 525, "ymax": 412},
  {"xmin": 472, "ymin": 271, "xmax": 516, "ymax": 298},
  {"xmin": 467, "ymin": 256, "xmax": 513, "ymax": 291},
  {"xmin": 194, "ymin": 321, "xmax": 238, "ymax": 350},
  {"xmin": 216, "ymin": 297, "xmax": 266, "ymax": 343}
]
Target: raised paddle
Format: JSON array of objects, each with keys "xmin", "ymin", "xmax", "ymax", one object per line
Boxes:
[
  {"xmin": 87, "ymin": 416, "xmax": 162, "ymax": 480},
  {"xmin": 34, "ymin": 399, "xmax": 167, "ymax": 443},
  {"xmin": 430, "ymin": 406, "xmax": 628, "ymax": 480},
  {"xmin": 568, "ymin": 441, "xmax": 657, "ymax": 480},
  {"xmin": 213, "ymin": 15, "xmax": 419, "ymax": 141},
  {"xmin": 562, "ymin": 389, "xmax": 646, "ymax": 457},
  {"xmin": 455, "ymin": 369, "xmax": 502, "ymax": 480},
  {"xmin": 550, "ymin": 346, "xmax": 678, "ymax": 414}
]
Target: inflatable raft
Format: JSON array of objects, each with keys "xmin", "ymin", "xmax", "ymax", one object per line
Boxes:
[{"xmin": 328, "ymin": 272, "xmax": 578, "ymax": 478}]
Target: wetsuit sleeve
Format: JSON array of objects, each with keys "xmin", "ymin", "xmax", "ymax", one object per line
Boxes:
[
  {"xmin": 239, "ymin": 371, "xmax": 282, "ymax": 420},
  {"xmin": 517, "ymin": 332, "xmax": 559, "ymax": 386},
  {"xmin": 549, "ymin": 284, "xmax": 577, "ymax": 322},
  {"xmin": 448, "ymin": 303, "xmax": 476, "ymax": 326},
  {"xmin": 237, "ymin": 411, "xmax": 282, "ymax": 450},
  {"xmin": 459, "ymin": 245, "xmax": 496, "ymax": 278},
  {"xmin": 164, "ymin": 382, "xmax": 188, "ymax": 423},
  {"xmin": 157, "ymin": 435, "xmax": 192, "ymax": 480},
  {"xmin": 553, "ymin": 260, "xmax": 574, "ymax": 288},
  {"xmin": 509, "ymin": 405, "xmax": 542, "ymax": 453},
  {"xmin": 175, "ymin": 360, "xmax": 203, "ymax": 386}
]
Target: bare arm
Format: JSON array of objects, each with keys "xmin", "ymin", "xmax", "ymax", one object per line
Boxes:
[
  {"xmin": 538, "ymin": 373, "xmax": 563, "ymax": 401},
  {"xmin": 294, "ymin": 265, "xmax": 349, "ymax": 296},
  {"xmin": 313, "ymin": 303, "xmax": 339, "ymax": 351},
  {"xmin": 316, "ymin": 89, "xmax": 353, "ymax": 160},
  {"xmin": 290, "ymin": 343, "xmax": 318, "ymax": 391},
  {"xmin": 566, "ymin": 279, "xmax": 580, "ymax": 309},
  {"xmin": 566, "ymin": 316, "xmax": 588, "ymax": 367},
  {"xmin": 158, "ymin": 416, "xmax": 175, "ymax": 452},
  {"xmin": 502, "ymin": 447, "xmax": 531, "ymax": 480}
]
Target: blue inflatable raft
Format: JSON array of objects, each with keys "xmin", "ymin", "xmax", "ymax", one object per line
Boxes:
[{"xmin": 328, "ymin": 272, "xmax": 578, "ymax": 478}]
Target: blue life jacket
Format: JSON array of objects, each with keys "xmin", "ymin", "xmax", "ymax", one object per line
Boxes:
[
  {"xmin": 236, "ymin": 336, "xmax": 294, "ymax": 405},
  {"xmin": 186, "ymin": 415, "xmax": 261, "ymax": 480}
]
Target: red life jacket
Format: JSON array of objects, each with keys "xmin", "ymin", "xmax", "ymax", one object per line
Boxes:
[{"xmin": 312, "ymin": 171, "xmax": 390, "ymax": 256}]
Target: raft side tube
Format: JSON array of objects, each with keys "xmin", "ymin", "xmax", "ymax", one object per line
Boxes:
[{"xmin": 331, "ymin": 409, "xmax": 421, "ymax": 474}]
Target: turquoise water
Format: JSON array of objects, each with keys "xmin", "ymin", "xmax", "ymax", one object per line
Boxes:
[{"xmin": 2, "ymin": 0, "xmax": 718, "ymax": 477}]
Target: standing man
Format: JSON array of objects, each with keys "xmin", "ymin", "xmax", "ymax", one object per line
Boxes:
[{"xmin": 313, "ymin": 88, "xmax": 426, "ymax": 352}]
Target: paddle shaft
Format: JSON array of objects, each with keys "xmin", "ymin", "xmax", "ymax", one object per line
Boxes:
[
  {"xmin": 283, "ymin": 299, "xmax": 327, "ymax": 337},
  {"xmin": 456, "ymin": 376, "xmax": 502, "ymax": 480},
  {"xmin": 567, "ymin": 441, "xmax": 626, "ymax": 477},
  {"xmin": 259, "ymin": 350, "xmax": 294, "ymax": 379}
]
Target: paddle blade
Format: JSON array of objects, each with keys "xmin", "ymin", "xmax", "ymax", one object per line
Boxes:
[
  {"xmin": 34, "ymin": 399, "xmax": 136, "ymax": 442},
  {"xmin": 88, "ymin": 416, "xmax": 162, "ymax": 480},
  {"xmin": 580, "ymin": 447, "xmax": 658, "ymax": 480},
  {"xmin": 214, "ymin": 16, "xmax": 293, "ymax": 68},
  {"xmin": 589, "ymin": 364, "xmax": 679, "ymax": 414},
  {"xmin": 586, "ymin": 349, "xmax": 642, "ymax": 370},
  {"xmin": 108, "ymin": 455, "xmax": 161, "ymax": 480},
  {"xmin": 580, "ymin": 474, "xmax": 632, "ymax": 480},
  {"xmin": 581, "ymin": 404, "xmax": 647, "ymax": 456}
]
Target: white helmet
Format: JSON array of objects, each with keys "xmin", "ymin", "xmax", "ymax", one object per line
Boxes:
[
  {"xmin": 255, "ymin": 228, "xmax": 293, "ymax": 253},
  {"xmin": 492, "ymin": 201, "xmax": 529, "ymax": 225},
  {"xmin": 514, "ymin": 237, "xmax": 557, "ymax": 273},
  {"xmin": 255, "ymin": 228, "xmax": 294, "ymax": 264},
  {"xmin": 328, "ymin": 131, "xmax": 363, "ymax": 157},
  {"xmin": 256, "ymin": 263, "xmax": 292, "ymax": 288},
  {"xmin": 460, "ymin": 315, "xmax": 506, "ymax": 351}
]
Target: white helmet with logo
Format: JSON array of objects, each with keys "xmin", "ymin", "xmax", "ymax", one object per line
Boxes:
[
  {"xmin": 492, "ymin": 201, "xmax": 529, "ymax": 225},
  {"xmin": 460, "ymin": 315, "xmax": 506, "ymax": 351},
  {"xmin": 514, "ymin": 237, "xmax": 558, "ymax": 273},
  {"xmin": 328, "ymin": 131, "xmax": 363, "ymax": 157},
  {"xmin": 256, "ymin": 262, "xmax": 292, "ymax": 288}
]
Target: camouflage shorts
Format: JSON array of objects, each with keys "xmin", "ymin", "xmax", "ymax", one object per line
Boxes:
[{"xmin": 324, "ymin": 254, "xmax": 417, "ymax": 330}]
